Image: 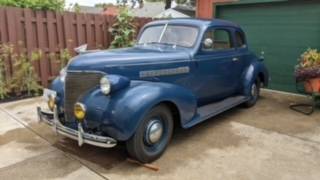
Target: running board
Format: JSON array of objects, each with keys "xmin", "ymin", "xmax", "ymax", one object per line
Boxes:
[{"xmin": 184, "ymin": 96, "xmax": 249, "ymax": 128}]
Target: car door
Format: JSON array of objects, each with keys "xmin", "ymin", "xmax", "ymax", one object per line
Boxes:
[
  {"xmin": 193, "ymin": 27, "xmax": 240, "ymax": 105},
  {"xmin": 232, "ymin": 30, "xmax": 250, "ymax": 93}
]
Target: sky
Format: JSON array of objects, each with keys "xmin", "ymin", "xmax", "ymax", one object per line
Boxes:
[{"xmin": 65, "ymin": 0, "xmax": 117, "ymax": 7}]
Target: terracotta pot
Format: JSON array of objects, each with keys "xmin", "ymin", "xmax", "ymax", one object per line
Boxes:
[{"xmin": 304, "ymin": 78, "xmax": 320, "ymax": 93}]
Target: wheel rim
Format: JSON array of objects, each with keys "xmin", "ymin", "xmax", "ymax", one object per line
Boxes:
[{"xmin": 144, "ymin": 119, "xmax": 164, "ymax": 145}]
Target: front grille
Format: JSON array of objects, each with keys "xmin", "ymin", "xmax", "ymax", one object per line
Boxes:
[{"xmin": 64, "ymin": 71, "xmax": 105, "ymax": 121}]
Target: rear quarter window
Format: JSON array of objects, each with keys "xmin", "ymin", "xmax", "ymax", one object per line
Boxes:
[
  {"xmin": 202, "ymin": 29, "xmax": 233, "ymax": 51},
  {"xmin": 235, "ymin": 31, "xmax": 247, "ymax": 48}
]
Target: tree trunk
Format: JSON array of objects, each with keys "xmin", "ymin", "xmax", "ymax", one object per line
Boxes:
[{"xmin": 165, "ymin": 0, "xmax": 172, "ymax": 9}]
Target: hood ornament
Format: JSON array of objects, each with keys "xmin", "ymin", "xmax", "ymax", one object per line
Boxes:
[{"xmin": 74, "ymin": 44, "xmax": 88, "ymax": 54}]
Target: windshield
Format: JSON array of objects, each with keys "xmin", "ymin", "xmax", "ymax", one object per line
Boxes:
[{"xmin": 138, "ymin": 25, "xmax": 199, "ymax": 48}]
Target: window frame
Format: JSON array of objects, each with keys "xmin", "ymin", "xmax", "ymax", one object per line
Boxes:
[
  {"xmin": 201, "ymin": 27, "xmax": 236, "ymax": 53},
  {"xmin": 137, "ymin": 24, "xmax": 200, "ymax": 48},
  {"xmin": 235, "ymin": 30, "xmax": 247, "ymax": 49}
]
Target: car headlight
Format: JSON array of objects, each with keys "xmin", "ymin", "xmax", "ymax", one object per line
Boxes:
[
  {"xmin": 59, "ymin": 67, "xmax": 67, "ymax": 82},
  {"xmin": 100, "ymin": 76, "xmax": 111, "ymax": 95}
]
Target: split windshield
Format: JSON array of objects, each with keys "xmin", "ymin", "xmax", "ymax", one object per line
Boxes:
[{"xmin": 138, "ymin": 24, "xmax": 199, "ymax": 48}]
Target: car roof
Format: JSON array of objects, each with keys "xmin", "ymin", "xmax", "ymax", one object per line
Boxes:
[{"xmin": 146, "ymin": 18, "xmax": 241, "ymax": 29}]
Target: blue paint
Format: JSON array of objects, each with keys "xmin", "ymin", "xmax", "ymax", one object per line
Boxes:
[{"xmin": 49, "ymin": 18, "xmax": 269, "ymax": 141}]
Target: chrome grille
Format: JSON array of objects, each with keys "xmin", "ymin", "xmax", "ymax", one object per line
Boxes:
[{"xmin": 64, "ymin": 71, "xmax": 105, "ymax": 121}]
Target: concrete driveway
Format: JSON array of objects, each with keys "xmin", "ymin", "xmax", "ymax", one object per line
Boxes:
[{"xmin": 0, "ymin": 90, "xmax": 320, "ymax": 180}]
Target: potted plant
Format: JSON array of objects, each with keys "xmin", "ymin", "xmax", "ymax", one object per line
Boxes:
[{"xmin": 295, "ymin": 48, "xmax": 320, "ymax": 93}]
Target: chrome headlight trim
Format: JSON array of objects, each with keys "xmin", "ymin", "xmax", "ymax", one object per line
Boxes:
[{"xmin": 100, "ymin": 76, "xmax": 111, "ymax": 95}]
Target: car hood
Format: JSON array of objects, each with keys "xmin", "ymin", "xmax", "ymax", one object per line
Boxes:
[{"xmin": 67, "ymin": 46, "xmax": 191, "ymax": 72}]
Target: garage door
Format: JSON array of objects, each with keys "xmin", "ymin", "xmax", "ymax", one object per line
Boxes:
[{"xmin": 216, "ymin": 0, "xmax": 320, "ymax": 92}]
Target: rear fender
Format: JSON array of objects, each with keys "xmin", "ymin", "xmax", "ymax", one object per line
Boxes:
[{"xmin": 242, "ymin": 61, "xmax": 268, "ymax": 96}]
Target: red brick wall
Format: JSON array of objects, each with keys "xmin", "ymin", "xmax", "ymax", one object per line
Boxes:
[{"xmin": 196, "ymin": 0, "xmax": 237, "ymax": 19}]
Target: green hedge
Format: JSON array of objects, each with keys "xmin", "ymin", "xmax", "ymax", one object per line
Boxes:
[{"xmin": 0, "ymin": 0, "xmax": 65, "ymax": 11}]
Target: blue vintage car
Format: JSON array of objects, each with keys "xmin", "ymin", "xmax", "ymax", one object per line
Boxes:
[{"xmin": 38, "ymin": 18, "xmax": 269, "ymax": 163}]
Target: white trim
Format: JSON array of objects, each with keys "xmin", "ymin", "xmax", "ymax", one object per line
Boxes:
[{"xmin": 261, "ymin": 88, "xmax": 307, "ymax": 98}]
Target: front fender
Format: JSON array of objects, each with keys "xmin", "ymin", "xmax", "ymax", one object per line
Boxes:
[
  {"xmin": 50, "ymin": 77, "xmax": 65, "ymax": 108},
  {"xmin": 81, "ymin": 81, "xmax": 197, "ymax": 141},
  {"xmin": 242, "ymin": 61, "xmax": 269, "ymax": 96}
]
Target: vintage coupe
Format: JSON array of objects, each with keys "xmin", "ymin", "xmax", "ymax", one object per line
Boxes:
[{"xmin": 38, "ymin": 19, "xmax": 269, "ymax": 163}]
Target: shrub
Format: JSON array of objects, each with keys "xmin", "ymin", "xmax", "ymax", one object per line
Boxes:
[
  {"xmin": 110, "ymin": 7, "xmax": 136, "ymax": 48},
  {"xmin": 10, "ymin": 49, "xmax": 43, "ymax": 96},
  {"xmin": 0, "ymin": 43, "xmax": 74, "ymax": 99},
  {"xmin": 0, "ymin": 44, "xmax": 12, "ymax": 99},
  {"xmin": 49, "ymin": 48, "xmax": 72, "ymax": 69},
  {"xmin": 59, "ymin": 48, "xmax": 72, "ymax": 68}
]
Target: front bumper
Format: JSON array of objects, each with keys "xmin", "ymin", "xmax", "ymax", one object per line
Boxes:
[{"xmin": 37, "ymin": 106, "xmax": 117, "ymax": 148}]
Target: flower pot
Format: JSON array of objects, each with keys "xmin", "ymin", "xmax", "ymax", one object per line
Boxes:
[{"xmin": 304, "ymin": 78, "xmax": 320, "ymax": 93}]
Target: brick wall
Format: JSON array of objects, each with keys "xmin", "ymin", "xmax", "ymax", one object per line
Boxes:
[{"xmin": 196, "ymin": 0, "xmax": 237, "ymax": 19}]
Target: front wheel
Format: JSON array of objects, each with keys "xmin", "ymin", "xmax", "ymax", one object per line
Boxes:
[
  {"xmin": 126, "ymin": 104, "xmax": 173, "ymax": 163},
  {"xmin": 244, "ymin": 78, "xmax": 261, "ymax": 108}
]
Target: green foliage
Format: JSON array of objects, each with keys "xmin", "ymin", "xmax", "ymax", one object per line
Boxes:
[
  {"xmin": 59, "ymin": 48, "xmax": 72, "ymax": 69},
  {"xmin": 0, "ymin": 43, "xmax": 73, "ymax": 99},
  {"xmin": 10, "ymin": 49, "xmax": 43, "ymax": 96},
  {"xmin": 0, "ymin": 44, "xmax": 13, "ymax": 99},
  {"xmin": 73, "ymin": 3, "xmax": 81, "ymax": 13},
  {"xmin": 0, "ymin": 0, "xmax": 65, "ymax": 11},
  {"xmin": 110, "ymin": 7, "xmax": 136, "ymax": 48}
]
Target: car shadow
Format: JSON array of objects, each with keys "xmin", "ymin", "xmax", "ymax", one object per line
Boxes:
[{"xmin": 48, "ymin": 105, "xmax": 246, "ymax": 174}]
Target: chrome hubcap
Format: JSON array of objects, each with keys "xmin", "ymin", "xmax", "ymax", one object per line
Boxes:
[{"xmin": 145, "ymin": 119, "xmax": 163, "ymax": 145}]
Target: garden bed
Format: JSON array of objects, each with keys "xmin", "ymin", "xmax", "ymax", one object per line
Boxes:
[{"xmin": 0, "ymin": 92, "xmax": 41, "ymax": 104}]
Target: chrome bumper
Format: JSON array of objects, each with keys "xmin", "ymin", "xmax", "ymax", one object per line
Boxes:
[{"xmin": 37, "ymin": 106, "xmax": 117, "ymax": 148}]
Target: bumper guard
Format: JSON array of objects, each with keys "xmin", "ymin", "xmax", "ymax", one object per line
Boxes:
[{"xmin": 37, "ymin": 106, "xmax": 117, "ymax": 148}]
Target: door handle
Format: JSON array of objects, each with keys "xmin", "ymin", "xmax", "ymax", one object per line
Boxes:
[{"xmin": 232, "ymin": 57, "xmax": 239, "ymax": 62}]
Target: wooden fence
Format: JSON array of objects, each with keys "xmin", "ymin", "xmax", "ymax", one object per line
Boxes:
[{"xmin": 0, "ymin": 7, "xmax": 152, "ymax": 87}]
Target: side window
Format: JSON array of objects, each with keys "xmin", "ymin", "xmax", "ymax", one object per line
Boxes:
[
  {"xmin": 202, "ymin": 29, "xmax": 233, "ymax": 51},
  {"xmin": 235, "ymin": 31, "xmax": 247, "ymax": 48}
]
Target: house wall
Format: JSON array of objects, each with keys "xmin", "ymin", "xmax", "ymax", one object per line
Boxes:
[{"xmin": 196, "ymin": 0, "xmax": 236, "ymax": 19}]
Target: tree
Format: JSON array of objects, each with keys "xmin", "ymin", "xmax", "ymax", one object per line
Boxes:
[
  {"xmin": 110, "ymin": 7, "xmax": 136, "ymax": 48},
  {"xmin": 117, "ymin": 0, "xmax": 175, "ymax": 9},
  {"xmin": 117, "ymin": 0, "xmax": 144, "ymax": 8},
  {"xmin": 117, "ymin": 0, "xmax": 193, "ymax": 10},
  {"xmin": 0, "ymin": 0, "xmax": 65, "ymax": 11}
]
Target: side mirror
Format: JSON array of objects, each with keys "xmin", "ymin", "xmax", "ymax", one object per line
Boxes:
[
  {"xmin": 203, "ymin": 38, "xmax": 213, "ymax": 49},
  {"xmin": 74, "ymin": 44, "xmax": 88, "ymax": 54}
]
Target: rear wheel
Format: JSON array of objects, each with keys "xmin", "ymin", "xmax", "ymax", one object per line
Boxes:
[
  {"xmin": 244, "ymin": 78, "xmax": 261, "ymax": 108},
  {"xmin": 126, "ymin": 104, "xmax": 173, "ymax": 163}
]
